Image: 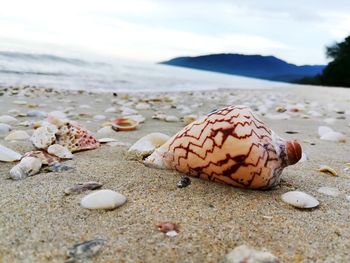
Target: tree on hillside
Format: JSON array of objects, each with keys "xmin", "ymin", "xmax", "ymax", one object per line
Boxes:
[
  {"xmin": 297, "ymin": 35, "xmax": 350, "ymax": 87},
  {"xmin": 320, "ymin": 35, "xmax": 350, "ymax": 87}
]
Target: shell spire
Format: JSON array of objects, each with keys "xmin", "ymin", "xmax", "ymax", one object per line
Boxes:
[{"xmin": 145, "ymin": 105, "xmax": 302, "ymax": 190}]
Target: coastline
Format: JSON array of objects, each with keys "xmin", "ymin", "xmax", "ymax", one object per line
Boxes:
[{"xmin": 0, "ymin": 84, "xmax": 349, "ymax": 262}]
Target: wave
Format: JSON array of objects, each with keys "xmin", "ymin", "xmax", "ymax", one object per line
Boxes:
[{"xmin": 0, "ymin": 69, "xmax": 67, "ymax": 76}]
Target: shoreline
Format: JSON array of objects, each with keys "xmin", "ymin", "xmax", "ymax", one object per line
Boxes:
[{"xmin": 0, "ymin": 84, "xmax": 349, "ymax": 262}]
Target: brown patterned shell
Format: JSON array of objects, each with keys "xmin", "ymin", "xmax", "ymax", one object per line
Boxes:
[{"xmin": 145, "ymin": 105, "xmax": 301, "ymax": 189}]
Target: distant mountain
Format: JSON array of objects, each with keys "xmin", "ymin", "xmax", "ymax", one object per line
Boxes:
[{"xmin": 160, "ymin": 54, "xmax": 325, "ymax": 82}]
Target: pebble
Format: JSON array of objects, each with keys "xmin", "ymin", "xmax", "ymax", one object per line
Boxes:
[
  {"xmin": 281, "ymin": 191, "xmax": 319, "ymax": 209},
  {"xmin": 48, "ymin": 144, "xmax": 73, "ymax": 159},
  {"xmin": 177, "ymin": 176, "xmax": 191, "ymax": 188},
  {"xmin": 66, "ymin": 238, "xmax": 106, "ymax": 263},
  {"xmin": 5, "ymin": 130, "xmax": 30, "ymax": 141},
  {"xmin": 0, "ymin": 123, "xmax": 12, "ymax": 137},
  {"xmin": 0, "ymin": 115, "xmax": 18, "ymax": 124},
  {"xmin": 220, "ymin": 245, "xmax": 279, "ymax": 263},
  {"xmin": 80, "ymin": 190, "xmax": 127, "ymax": 210},
  {"xmin": 0, "ymin": 144, "xmax": 22, "ymax": 162},
  {"xmin": 317, "ymin": 187, "xmax": 340, "ymax": 197},
  {"xmin": 64, "ymin": 182, "xmax": 103, "ymax": 195}
]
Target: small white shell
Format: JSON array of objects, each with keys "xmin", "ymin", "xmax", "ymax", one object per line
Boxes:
[
  {"xmin": 0, "ymin": 115, "xmax": 18, "ymax": 124},
  {"xmin": 221, "ymin": 245, "xmax": 279, "ymax": 263},
  {"xmin": 0, "ymin": 144, "xmax": 22, "ymax": 162},
  {"xmin": 127, "ymin": 114, "xmax": 146, "ymax": 123},
  {"xmin": 47, "ymin": 144, "xmax": 73, "ymax": 159},
  {"xmin": 281, "ymin": 191, "xmax": 319, "ymax": 208},
  {"xmin": 93, "ymin": 115, "xmax": 106, "ymax": 120},
  {"xmin": 31, "ymin": 126, "xmax": 57, "ymax": 149},
  {"xmin": 128, "ymin": 133, "xmax": 170, "ymax": 156},
  {"xmin": 9, "ymin": 157, "xmax": 42, "ymax": 180},
  {"xmin": 104, "ymin": 107, "xmax": 118, "ymax": 113},
  {"xmin": 121, "ymin": 107, "xmax": 138, "ymax": 116},
  {"xmin": 97, "ymin": 126, "xmax": 115, "ymax": 136},
  {"xmin": 48, "ymin": 111, "xmax": 67, "ymax": 120},
  {"xmin": 98, "ymin": 138, "xmax": 117, "ymax": 143},
  {"xmin": 5, "ymin": 130, "xmax": 30, "ymax": 141},
  {"xmin": 0, "ymin": 123, "xmax": 12, "ymax": 137},
  {"xmin": 165, "ymin": 115, "xmax": 180, "ymax": 122},
  {"xmin": 134, "ymin": 102, "xmax": 151, "ymax": 110},
  {"xmin": 80, "ymin": 189, "xmax": 127, "ymax": 210},
  {"xmin": 318, "ymin": 126, "xmax": 333, "ymax": 137},
  {"xmin": 320, "ymin": 131, "xmax": 347, "ymax": 143}
]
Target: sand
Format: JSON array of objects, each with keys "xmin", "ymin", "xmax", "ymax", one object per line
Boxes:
[{"xmin": 0, "ymin": 85, "xmax": 349, "ymax": 263}]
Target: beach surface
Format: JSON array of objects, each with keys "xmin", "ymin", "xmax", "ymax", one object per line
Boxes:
[{"xmin": 0, "ymin": 85, "xmax": 349, "ymax": 263}]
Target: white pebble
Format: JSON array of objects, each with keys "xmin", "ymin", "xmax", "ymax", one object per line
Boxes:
[
  {"xmin": 166, "ymin": 230, "xmax": 178, "ymax": 237},
  {"xmin": 0, "ymin": 144, "xmax": 22, "ymax": 162},
  {"xmin": 81, "ymin": 190, "xmax": 127, "ymax": 210},
  {"xmin": 5, "ymin": 130, "xmax": 30, "ymax": 141},
  {"xmin": 48, "ymin": 144, "xmax": 73, "ymax": 159},
  {"xmin": 281, "ymin": 191, "xmax": 319, "ymax": 209},
  {"xmin": 0, "ymin": 115, "xmax": 18, "ymax": 124}
]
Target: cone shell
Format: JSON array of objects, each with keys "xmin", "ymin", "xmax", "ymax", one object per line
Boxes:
[
  {"xmin": 56, "ymin": 122, "xmax": 100, "ymax": 153},
  {"xmin": 145, "ymin": 105, "xmax": 302, "ymax": 189}
]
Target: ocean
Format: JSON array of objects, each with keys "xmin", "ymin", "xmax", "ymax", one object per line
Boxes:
[{"xmin": 0, "ymin": 51, "xmax": 290, "ymax": 92}]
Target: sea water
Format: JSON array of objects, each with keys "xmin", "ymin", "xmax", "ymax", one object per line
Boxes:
[{"xmin": 0, "ymin": 51, "xmax": 290, "ymax": 92}]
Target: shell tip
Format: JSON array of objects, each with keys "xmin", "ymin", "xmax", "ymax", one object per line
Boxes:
[{"xmin": 286, "ymin": 140, "xmax": 302, "ymax": 165}]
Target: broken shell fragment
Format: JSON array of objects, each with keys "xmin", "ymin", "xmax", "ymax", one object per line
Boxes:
[
  {"xmin": 317, "ymin": 187, "xmax": 340, "ymax": 197},
  {"xmin": 319, "ymin": 165, "xmax": 337, "ymax": 176},
  {"xmin": 128, "ymin": 133, "xmax": 170, "ymax": 157},
  {"xmin": 221, "ymin": 245, "xmax": 279, "ymax": 263},
  {"xmin": 281, "ymin": 191, "xmax": 319, "ymax": 209},
  {"xmin": 66, "ymin": 238, "xmax": 106, "ymax": 262},
  {"xmin": 64, "ymin": 181, "xmax": 103, "ymax": 195},
  {"xmin": 0, "ymin": 144, "xmax": 22, "ymax": 162},
  {"xmin": 156, "ymin": 221, "xmax": 179, "ymax": 233},
  {"xmin": 56, "ymin": 122, "xmax": 100, "ymax": 152},
  {"xmin": 145, "ymin": 105, "xmax": 302, "ymax": 189},
  {"xmin": 23, "ymin": 150, "xmax": 60, "ymax": 165},
  {"xmin": 112, "ymin": 118, "xmax": 138, "ymax": 131},
  {"xmin": 9, "ymin": 156, "xmax": 42, "ymax": 180},
  {"xmin": 31, "ymin": 126, "xmax": 57, "ymax": 149},
  {"xmin": 48, "ymin": 144, "xmax": 73, "ymax": 159}
]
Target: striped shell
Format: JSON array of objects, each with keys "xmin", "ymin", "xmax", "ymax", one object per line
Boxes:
[{"xmin": 145, "ymin": 105, "xmax": 301, "ymax": 189}]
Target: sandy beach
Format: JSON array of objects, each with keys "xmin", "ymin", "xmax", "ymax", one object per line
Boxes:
[{"xmin": 0, "ymin": 84, "xmax": 349, "ymax": 263}]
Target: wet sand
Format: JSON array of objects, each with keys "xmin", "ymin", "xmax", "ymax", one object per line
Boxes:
[{"xmin": 0, "ymin": 85, "xmax": 349, "ymax": 263}]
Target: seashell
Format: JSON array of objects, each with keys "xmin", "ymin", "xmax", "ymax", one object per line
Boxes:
[
  {"xmin": 145, "ymin": 105, "xmax": 302, "ymax": 189},
  {"xmin": 48, "ymin": 144, "xmax": 73, "ymax": 159},
  {"xmin": 221, "ymin": 245, "xmax": 279, "ymax": 263},
  {"xmin": 48, "ymin": 111, "xmax": 67, "ymax": 120},
  {"xmin": 152, "ymin": 112, "xmax": 167, "ymax": 120},
  {"xmin": 13, "ymin": 100, "xmax": 27, "ymax": 105},
  {"xmin": 0, "ymin": 144, "xmax": 22, "ymax": 162},
  {"xmin": 98, "ymin": 138, "xmax": 117, "ymax": 143},
  {"xmin": 128, "ymin": 133, "xmax": 170, "ymax": 157},
  {"xmin": 9, "ymin": 156, "xmax": 42, "ymax": 180},
  {"xmin": 80, "ymin": 189, "xmax": 127, "ymax": 210},
  {"xmin": 317, "ymin": 187, "xmax": 340, "ymax": 197},
  {"xmin": 56, "ymin": 122, "xmax": 100, "ymax": 152},
  {"xmin": 319, "ymin": 165, "xmax": 337, "ymax": 176},
  {"xmin": 5, "ymin": 130, "xmax": 30, "ymax": 141},
  {"xmin": 79, "ymin": 104, "xmax": 91, "ymax": 109},
  {"xmin": 281, "ymin": 191, "xmax": 319, "ymax": 208},
  {"xmin": 93, "ymin": 115, "xmax": 106, "ymax": 120},
  {"xmin": 64, "ymin": 181, "xmax": 103, "ymax": 195},
  {"xmin": 320, "ymin": 131, "xmax": 347, "ymax": 143},
  {"xmin": 127, "ymin": 114, "xmax": 146, "ymax": 123},
  {"xmin": 104, "ymin": 107, "xmax": 118, "ymax": 113},
  {"xmin": 156, "ymin": 221, "xmax": 179, "ymax": 233},
  {"xmin": 97, "ymin": 126, "xmax": 114, "ymax": 136},
  {"xmin": 22, "ymin": 150, "xmax": 60, "ymax": 165},
  {"xmin": 66, "ymin": 238, "xmax": 106, "ymax": 262},
  {"xmin": 318, "ymin": 126, "xmax": 333, "ymax": 137},
  {"xmin": 31, "ymin": 126, "xmax": 57, "ymax": 149},
  {"xmin": 134, "ymin": 102, "xmax": 151, "ymax": 110},
  {"xmin": 112, "ymin": 118, "xmax": 138, "ymax": 131},
  {"xmin": 43, "ymin": 162, "xmax": 74, "ymax": 173},
  {"xmin": 27, "ymin": 110, "xmax": 47, "ymax": 118},
  {"xmin": 121, "ymin": 106, "xmax": 138, "ymax": 116},
  {"xmin": 0, "ymin": 123, "xmax": 12, "ymax": 137},
  {"xmin": 165, "ymin": 115, "xmax": 180, "ymax": 122},
  {"xmin": 0, "ymin": 115, "xmax": 18, "ymax": 124}
]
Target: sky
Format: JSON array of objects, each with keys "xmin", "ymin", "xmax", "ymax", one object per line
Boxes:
[{"xmin": 0, "ymin": 0, "xmax": 350, "ymax": 65}]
